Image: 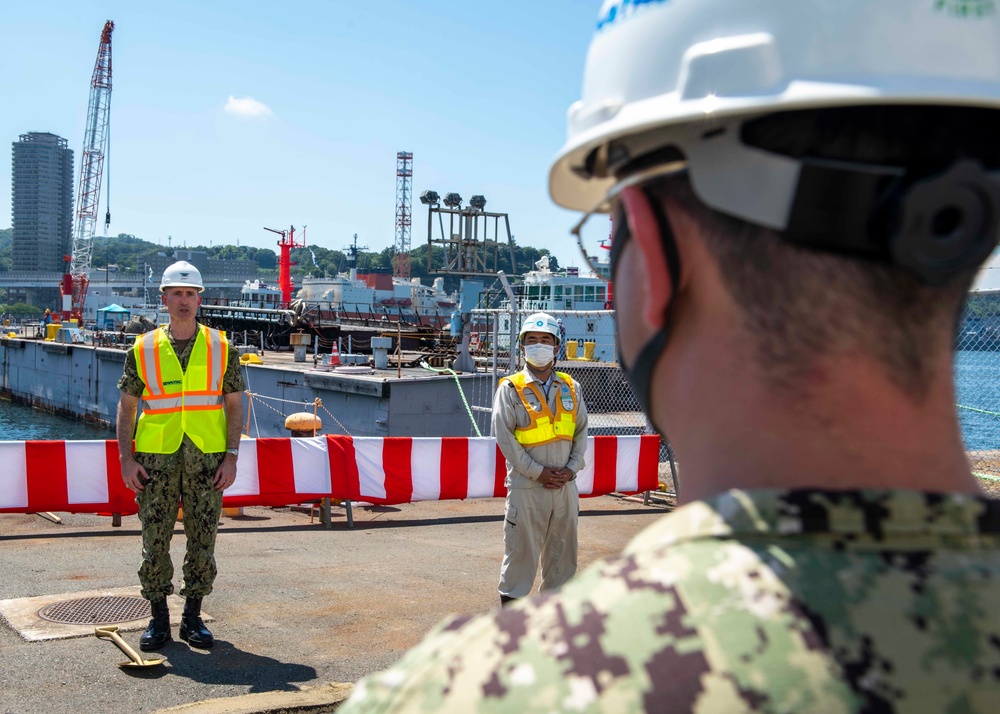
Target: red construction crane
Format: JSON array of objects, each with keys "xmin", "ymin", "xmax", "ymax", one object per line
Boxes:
[
  {"xmin": 62, "ymin": 20, "xmax": 114, "ymax": 322},
  {"xmin": 264, "ymin": 225, "xmax": 306, "ymax": 307}
]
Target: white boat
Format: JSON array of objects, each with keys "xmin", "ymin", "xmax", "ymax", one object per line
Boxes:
[
  {"xmin": 481, "ymin": 256, "xmax": 618, "ymax": 363},
  {"xmin": 294, "ymin": 269, "xmax": 457, "ymax": 327},
  {"xmin": 239, "ymin": 279, "xmax": 284, "ymax": 309}
]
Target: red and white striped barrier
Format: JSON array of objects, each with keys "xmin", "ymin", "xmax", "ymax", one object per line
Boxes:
[{"xmin": 0, "ymin": 435, "xmax": 661, "ymax": 515}]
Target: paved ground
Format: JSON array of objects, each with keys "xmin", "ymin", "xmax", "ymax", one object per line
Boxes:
[{"xmin": 0, "ymin": 495, "xmax": 671, "ymax": 714}]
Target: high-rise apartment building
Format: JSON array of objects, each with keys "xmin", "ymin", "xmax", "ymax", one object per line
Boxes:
[{"xmin": 11, "ymin": 132, "xmax": 74, "ymax": 272}]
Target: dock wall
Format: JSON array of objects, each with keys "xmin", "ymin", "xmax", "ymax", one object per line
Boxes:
[{"xmin": 0, "ymin": 338, "xmax": 494, "ymax": 438}]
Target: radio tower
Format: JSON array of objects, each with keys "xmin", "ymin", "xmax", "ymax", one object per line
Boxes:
[
  {"xmin": 393, "ymin": 151, "xmax": 413, "ymax": 280},
  {"xmin": 62, "ymin": 20, "xmax": 114, "ymax": 322}
]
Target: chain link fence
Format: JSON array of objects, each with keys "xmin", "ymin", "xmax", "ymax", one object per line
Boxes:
[
  {"xmin": 957, "ymin": 290, "xmax": 1000, "ymax": 485},
  {"xmin": 465, "ymin": 307, "xmax": 676, "ymax": 493},
  {"xmin": 457, "ymin": 290, "xmax": 1000, "ymax": 493}
]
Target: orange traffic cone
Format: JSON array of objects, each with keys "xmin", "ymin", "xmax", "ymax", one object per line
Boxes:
[{"xmin": 329, "ymin": 342, "xmax": 342, "ymax": 366}]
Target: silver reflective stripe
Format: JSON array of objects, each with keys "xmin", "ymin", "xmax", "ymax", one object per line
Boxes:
[
  {"xmin": 184, "ymin": 395, "xmax": 224, "ymax": 407},
  {"xmin": 204, "ymin": 326, "xmax": 226, "ymax": 393},
  {"xmin": 140, "ymin": 396, "xmax": 182, "ymax": 412},
  {"xmin": 139, "ymin": 330, "xmax": 164, "ymax": 397},
  {"xmin": 140, "ymin": 394, "xmax": 222, "ymax": 413}
]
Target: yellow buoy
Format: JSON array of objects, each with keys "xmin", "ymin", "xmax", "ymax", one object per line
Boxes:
[{"xmin": 240, "ymin": 353, "xmax": 263, "ymax": 364}]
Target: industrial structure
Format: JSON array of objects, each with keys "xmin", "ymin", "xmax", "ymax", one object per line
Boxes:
[
  {"xmin": 419, "ymin": 189, "xmax": 516, "ymax": 277},
  {"xmin": 264, "ymin": 225, "xmax": 306, "ymax": 306},
  {"xmin": 10, "ymin": 132, "xmax": 75, "ymax": 304},
  {"xmin": 393, "ymin": 151, "xmax": 413, "ymax": 280},
  {"xmin": 62, "ymin": 19, "xmax": 115, "ymax": 322}
]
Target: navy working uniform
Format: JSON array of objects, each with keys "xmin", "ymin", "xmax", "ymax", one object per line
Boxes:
[
  {"xmin": 341, "ymin": 489, "xmax": 1000, "ymax": 712},
  {"xmin": 118, "ymin": 325, "xmax": 243, "ymax": 601}
]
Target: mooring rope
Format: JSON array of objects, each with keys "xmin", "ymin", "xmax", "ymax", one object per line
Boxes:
[
  {"xmin": 244, "ymin": 392, "xmax": 352, "ymax": 436},
  {"xmin": 419, "ymin": 361, "xmax": 482, "ymax": 437}
]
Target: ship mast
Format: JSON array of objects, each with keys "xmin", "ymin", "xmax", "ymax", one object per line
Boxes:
[{"xmin": 264, "ymin": 225, "xmax": 306, "ymax": 307}]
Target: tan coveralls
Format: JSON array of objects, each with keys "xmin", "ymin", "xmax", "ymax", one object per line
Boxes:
[{"xmin": 492, "ymin": 368, "xmax": 589, "ymax": 599}]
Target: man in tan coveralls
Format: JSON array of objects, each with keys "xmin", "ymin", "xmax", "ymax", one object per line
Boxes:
[{"xmin": 492, "ymin": 311, "xmax": 588, "ymax": 607}]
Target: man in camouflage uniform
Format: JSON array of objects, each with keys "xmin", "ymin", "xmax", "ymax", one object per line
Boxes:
[
  {"xmin": 117, "ymin": 260, "xmax": 244, "ymax": 651},
  {"xmin": 340, "ymin": 2, "xmax": 1000, "ymax": 712}
]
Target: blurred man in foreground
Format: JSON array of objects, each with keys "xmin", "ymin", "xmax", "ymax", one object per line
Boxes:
[{"xmin": 341, "ymin": 2, "xmax": 1000, "ymax": 710}]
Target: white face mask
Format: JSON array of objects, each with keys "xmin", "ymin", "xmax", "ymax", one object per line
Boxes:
[{"xmin": 524, "ymin": 343, "xmax": 555, "ymax": 367}]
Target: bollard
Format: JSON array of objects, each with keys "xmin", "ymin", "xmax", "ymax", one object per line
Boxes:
[
  {"xmin": 289, "ymin": 333, "xmax": 310, "ymax": 363},
  {"xmin": 371, "ymin": 337, "xmax": 393, "ymax": 370},
  {"xmin": 284, "ymin": 411, "xmax": 336, "ymax": 529}
]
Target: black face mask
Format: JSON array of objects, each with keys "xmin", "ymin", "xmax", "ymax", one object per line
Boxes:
[{"xmin": 611, "ymin": 191, "xmax": 680, "ymax": 436}]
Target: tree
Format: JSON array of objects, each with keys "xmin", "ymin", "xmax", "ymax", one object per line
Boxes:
[
  {"xmin": 0, "ymin": 302, "xmax": 43, "ymax": 318},
  {"xmin": 0, "ymin": 227, "xmax": 11, "ymax": 272}
]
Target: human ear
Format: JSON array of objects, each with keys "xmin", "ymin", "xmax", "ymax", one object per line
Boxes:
[{"xmin": 620, "ymin": 187, "xmax": 673, "ymax": 329}]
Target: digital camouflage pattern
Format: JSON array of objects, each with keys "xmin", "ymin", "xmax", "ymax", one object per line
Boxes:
[
  {"xmin": 340, "ymin": 489, "xmax": 1000, "ymax": 713},
  {"xmin": 136, "ymin": 452, "xmax": 223, "ymax": 600},
  {"xmin": 118, "ymin": 323, "xmax": 244, "ymax": 600}
]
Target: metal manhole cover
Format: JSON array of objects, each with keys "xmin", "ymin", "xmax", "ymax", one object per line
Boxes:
[{"xmin": 38, "ymin": 596, "xmax": 150, "ymax": 625}]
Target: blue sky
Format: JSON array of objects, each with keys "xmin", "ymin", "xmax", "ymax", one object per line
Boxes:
[{"xmin": 1, "ymin": 0, "xmax": 601, "ymax": 269}]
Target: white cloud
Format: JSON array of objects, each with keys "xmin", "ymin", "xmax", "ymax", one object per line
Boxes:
[{"xmin": 224, "ymin": 95, "xmax": 273, "ymax": 118}]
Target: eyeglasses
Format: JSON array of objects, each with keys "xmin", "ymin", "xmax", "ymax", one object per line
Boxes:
[{"xmin": 570, "ymin": 160, "xmax": 689, "ymax": 281}]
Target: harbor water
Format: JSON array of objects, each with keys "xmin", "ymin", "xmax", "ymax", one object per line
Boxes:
[
  {"xmin": 0, "ymin": 398, "xmax": 113, "ymax": 442},
  {"xmin": 0, "ymin": 352, "xmax": 997, "ymax": 451},
  {"xmin": 956, "ymin": 350, "xmax": 1000, "ymax": 454}
]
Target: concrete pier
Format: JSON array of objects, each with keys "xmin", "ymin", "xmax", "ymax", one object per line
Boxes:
[{"xmin": 0, "ymin": 337, "xmax": 496, "ymax": 437}]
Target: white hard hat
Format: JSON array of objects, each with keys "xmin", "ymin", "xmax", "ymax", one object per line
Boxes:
[
  {"xmin": 160, "ymin": 261, "xmax": 204, "ymax": 292},
  {"xmin": 519, "ymin": 312, "xmax": 560, "ymax": 342},
  {"xmin": 550, "ymin": 0, "xmax": 1000, "ymax": 224}
]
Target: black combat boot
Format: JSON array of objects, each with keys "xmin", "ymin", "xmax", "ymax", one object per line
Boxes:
[
  {"xmin": 500, "ymin": 595, "xmax": 518, "ymax": 608},
  {"xmin": 139, "ymin": 599, "xmax": 170, "ymax": 651},
  {"xmin": 179, "ymin": 596, "xmax": 214, "ymax": 649}
]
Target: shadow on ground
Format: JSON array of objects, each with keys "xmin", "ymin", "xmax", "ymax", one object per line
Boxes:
[{"xmin": 133, "ymin": 640, "xmax": 318, "ymax": 693}]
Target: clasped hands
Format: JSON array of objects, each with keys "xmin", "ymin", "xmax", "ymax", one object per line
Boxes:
[{"xmin": 538, "ymin": 466, "xmax": 575, "ymax": 490}]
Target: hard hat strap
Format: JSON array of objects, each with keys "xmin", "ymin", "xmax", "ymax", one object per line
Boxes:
[{"xmin": 615, "ymin": 188, "xmax": 679, "ymax": 441}]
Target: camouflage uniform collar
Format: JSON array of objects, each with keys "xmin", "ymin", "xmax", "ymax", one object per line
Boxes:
[
  {"xmin": 163, "ymin": 322, "xmax": 201, "ymax": 343},
  {"xmin": 629, "ymin": 489, "xmax": 1000, "ymax": 553},
  {"xmin": 162, "ymin": 322, "xmax": 202, "ymax": 363}
]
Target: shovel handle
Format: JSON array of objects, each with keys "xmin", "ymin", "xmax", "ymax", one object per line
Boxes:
[{"xmin": 95, "ymin": 626, "xmax": 144, "ymax": 665}]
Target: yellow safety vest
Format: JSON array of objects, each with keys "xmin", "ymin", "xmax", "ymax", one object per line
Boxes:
[
  {"xmin": 501, "ymin": 371, "xmax": 579, "ymax": 447},
  {"xmin": 133, "ymin": 325, "xmax": 229, "ymax": 454}
]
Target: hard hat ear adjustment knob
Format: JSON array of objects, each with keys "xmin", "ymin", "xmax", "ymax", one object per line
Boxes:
[
  {"xmin": 889, "ymin": 161, "xmax": 1000, "ymax": 285},
  {"xmin": 786, "ymin": 159, "xmax": 1000, "ymax": 285}
]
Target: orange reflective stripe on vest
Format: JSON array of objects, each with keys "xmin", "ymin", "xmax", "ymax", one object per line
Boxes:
[
  {"xmin": 133, "ymin": 325, "xmax": 229, "ymax": 454},
  {"xmin": 502, "ymin": 371, "xmax": 578, "ymax": 447}
]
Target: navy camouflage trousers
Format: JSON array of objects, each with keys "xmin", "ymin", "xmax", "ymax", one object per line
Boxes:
[{"xmin": 135, "ymin": 450, "xmax": 223, "ymax": 601}]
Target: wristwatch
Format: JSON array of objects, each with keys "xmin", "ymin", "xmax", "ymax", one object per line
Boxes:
[{"xmin": 225, "ymin": 448, "xmax": 239, "ymax": 458}]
